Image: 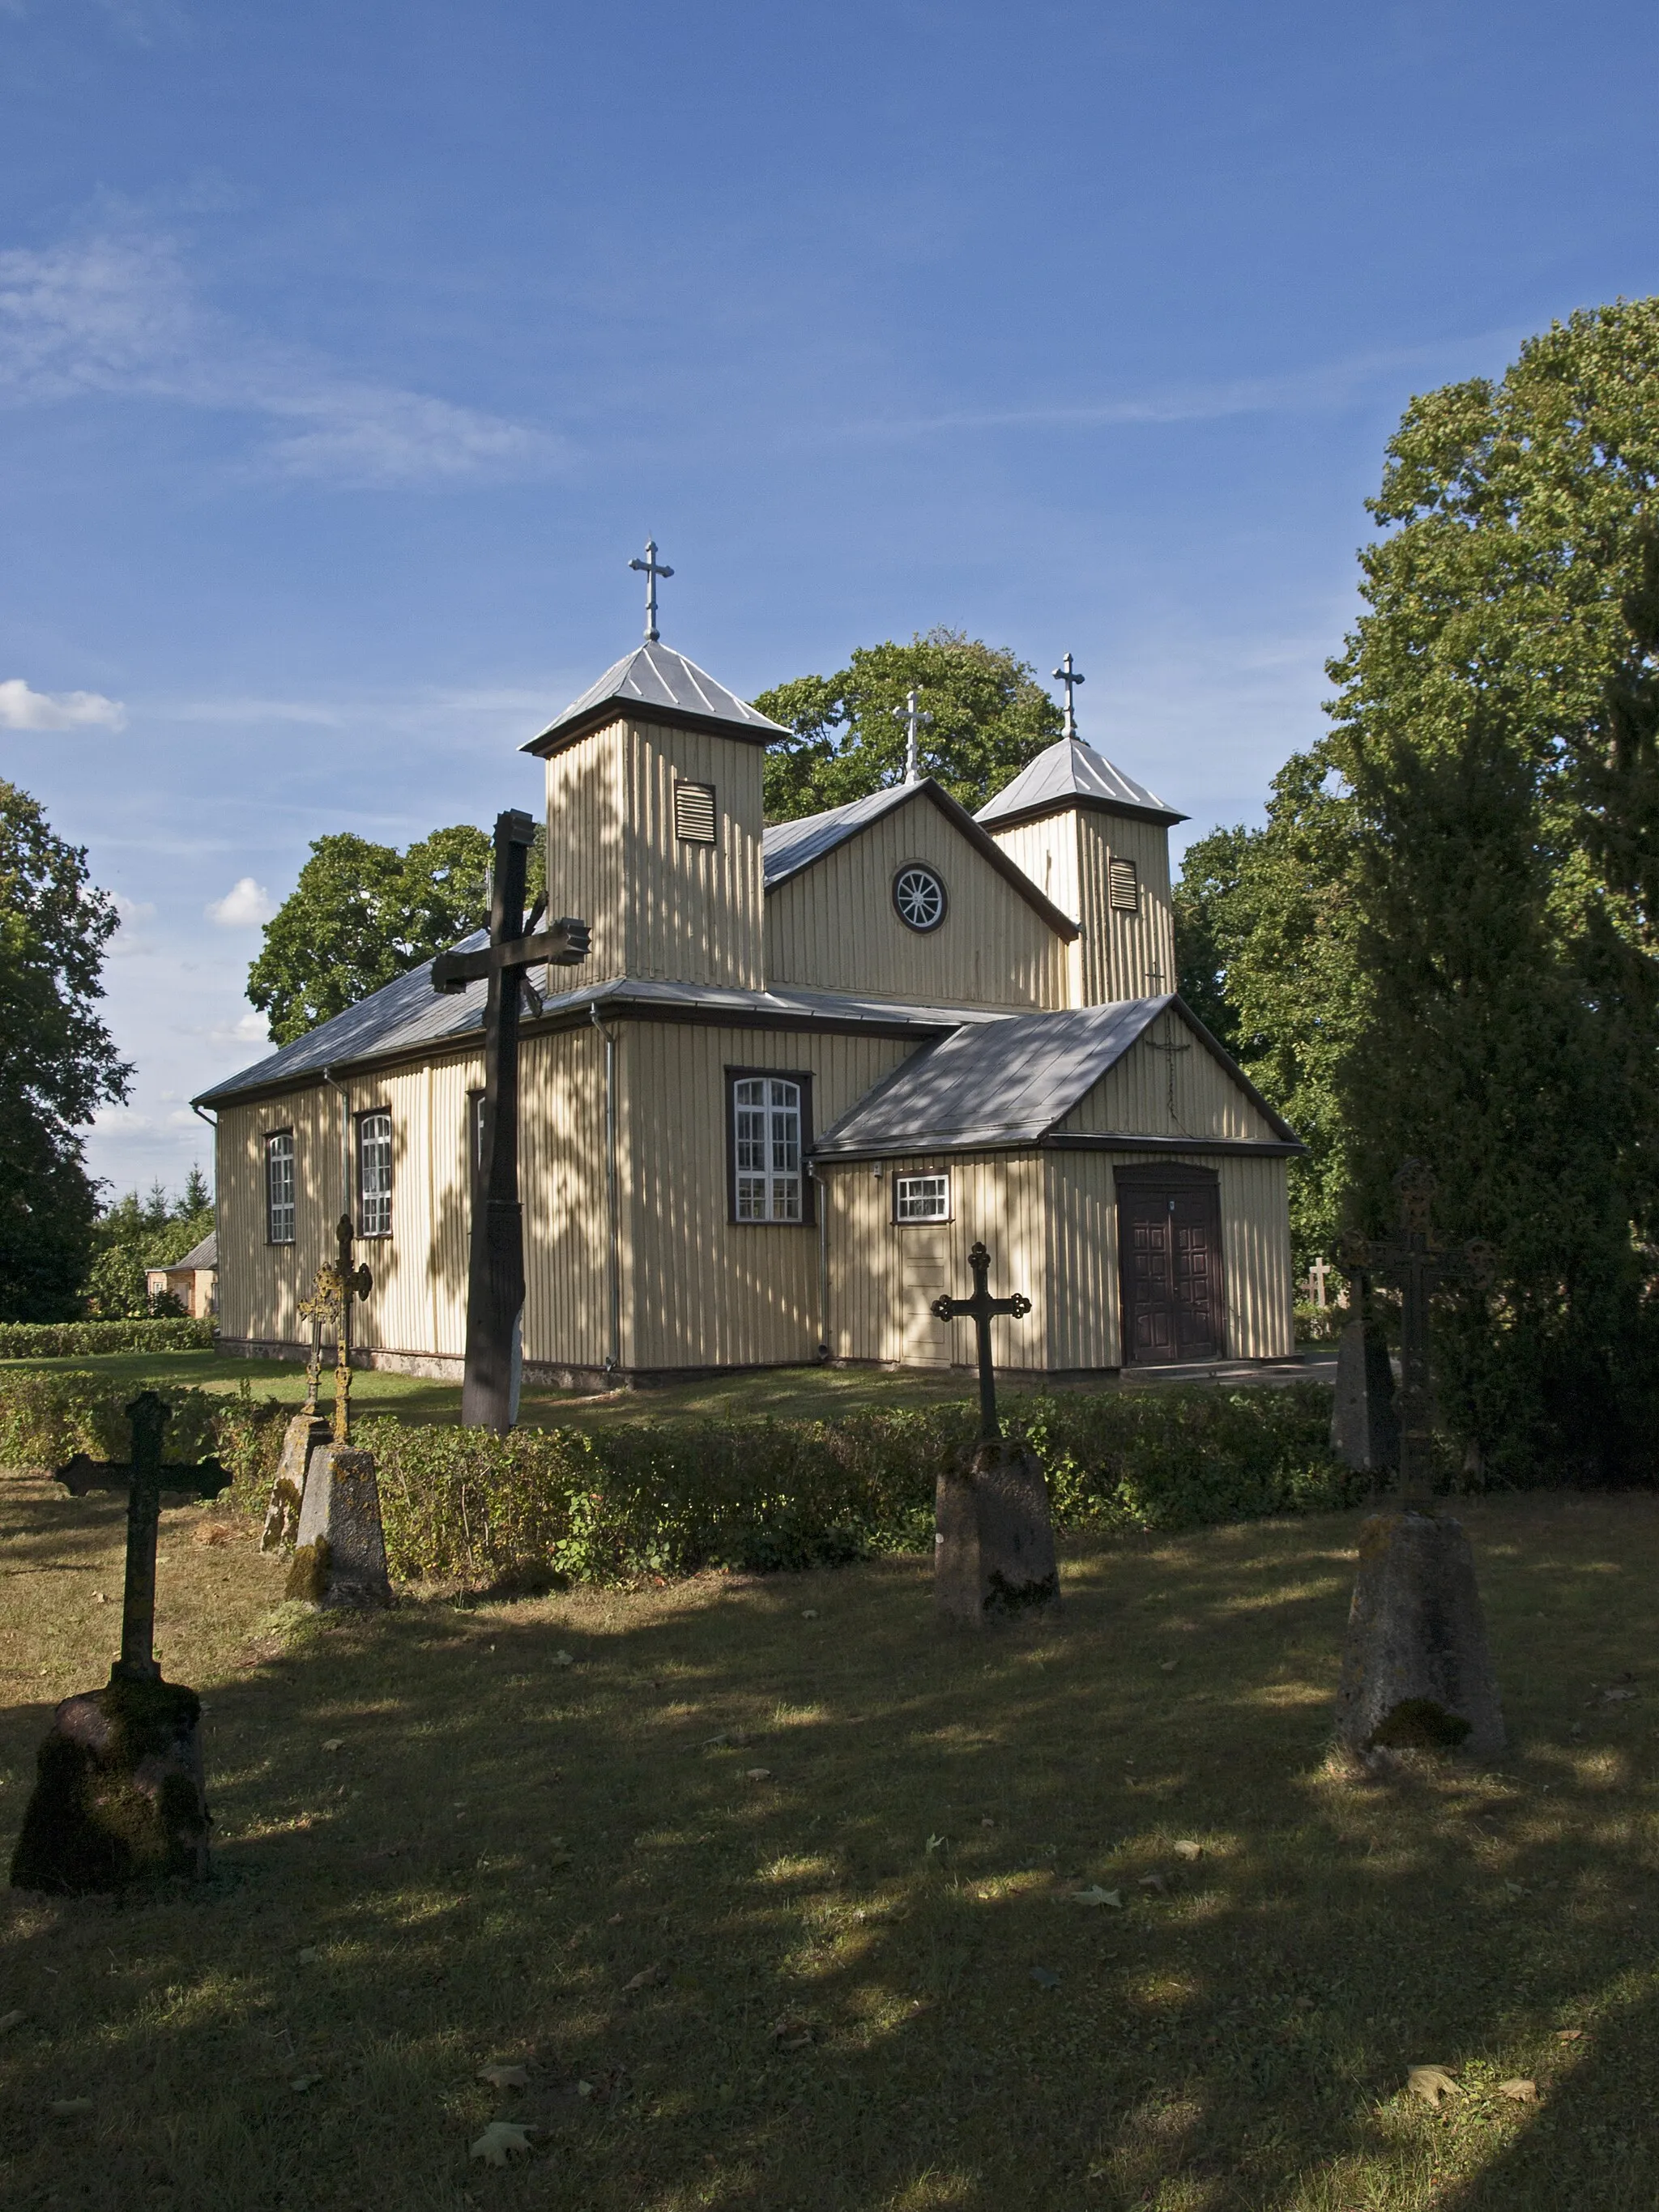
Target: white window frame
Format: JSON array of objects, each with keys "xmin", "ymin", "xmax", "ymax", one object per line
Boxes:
[
  {"xmin": 358, "ymin": 1109, "xmax": 393, "ymax": 1238},
  {"xmin": 265, "ymin": 1130, "xmax": 296, "ymax": 1245},
  {"xmin": 893, "ymin": 1171, "xmax": 951, "ymax": 1223},
  {"xmin": 731, "ymin": 1074, "xmax": 806, "ymax": 1224}
]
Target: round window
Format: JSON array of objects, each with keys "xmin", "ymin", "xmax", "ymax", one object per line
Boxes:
[{"xmin": 893, "ymin": 863, "xmax": 947, "ymax": 932}]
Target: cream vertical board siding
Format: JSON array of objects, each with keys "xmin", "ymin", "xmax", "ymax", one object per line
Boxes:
[
  {"xmin": 215, "ymin": 1083, "xmax": 346, "ymax": 1347},
  {"xmin": 979, "ymin": 815, "xmax": 1083, "ymax": 1006},
  {"xmin": 622, "ymin": 1022, "xmax": 913, "ymax": 1369},
  {"xmin": 1044, "ymin": 1149, "xmax": 1294, "ymax": 1366},
  {"xmin": 765, "ymin": 790, "xmax": 1068, "ymax": 1008},
  {"xmin": 622, "ymin": 720, "xmax": 766, "ymax": 988},
  {"xmin": 821, "ymin": 1151, "xmax": 1048, "ymax": 1370},
  {"xmin": 519, "ymin": 1023, "xmax": 611, "ymax": 1370},
  {"xmin": 1058, "ymin": 1021, "xmax": 1281, "ymax": 1144},
  {"xmin": 1073, "ymin": 813, "xmax": 1175, "ymax": 1004},
  {"xmin": 544, "ymin": 718, "xmax": 629, "ymax": 984}
]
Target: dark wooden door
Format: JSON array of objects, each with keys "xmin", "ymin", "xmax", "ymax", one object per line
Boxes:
[{"xmin": 1120, "ymin": 1182, "xmax": 1224, "ymax": 1364}]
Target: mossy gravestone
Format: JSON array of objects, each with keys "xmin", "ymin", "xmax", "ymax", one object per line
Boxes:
[
  {"xmin": 930, "ymin": 1242, "xmax": 1059, "ymax": 1626},
  {"xmin": 11, "ymin": 1393, "xmax": 228, "ymax": 1894}
]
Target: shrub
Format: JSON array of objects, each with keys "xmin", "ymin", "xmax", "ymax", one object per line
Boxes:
[
  {"xmin": 0, "ymin": 1318, "xmax": 215, "ymax": 1360},
  {"xmin": 0, "ymin": 1371, "xmax": 287, "ymax": 1490}
]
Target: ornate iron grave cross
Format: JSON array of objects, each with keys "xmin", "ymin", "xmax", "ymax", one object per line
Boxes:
[
  {"xmin": 55, "ymin": 1392, "xmax": 230, "ymax": 1684},
  {"xmin": 433, "ymin": 807, "xmax": 591, "ymax": 1430},
  {"xmin": 891, "ymin": 688, "xmax": 932, "ymax": 786},
  {"xmin": 629, "ymin": 537, "xmax": 673, "ymax": 643},
  {"xmin": 1052, "ymin": 652, "xmax": 1085, "ymax": 739},
  {"xmin": 1337, "ymin": 1160, "xmax": 1492, "ymax": 1511},
  {"xmin": 932, "ymin": 1241, "xmax": 1033, "ymax": 1443},
  {"xmin": 328, "ymin": 1213, "xmax": 373, "ymax": 1443}
]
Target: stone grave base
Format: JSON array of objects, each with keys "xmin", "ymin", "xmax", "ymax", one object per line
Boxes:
[
  {"xmin": 10, "ymin": 1675, "xmax": 209, "ymax": 1894},
  {"xmin": 936, "ymin": 1439, "xmax": 1060, "ymax": 1627},
  {"xmin": 262, "ymin": 1412, "xmax": 330, "ymax": 1552},
  {"xmin": 1335, "ymin": 1509, "xmax": 1504, "ymax": 1758},
  {"xmin": 286, "ymin": 1445, "xmax": 392, "ymax": 1609}
]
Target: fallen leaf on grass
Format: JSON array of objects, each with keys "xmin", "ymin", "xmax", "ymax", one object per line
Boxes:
[
  {"xmin": 0, "ymin": 2010, "xmax": 25, "ymax": 2035},
  {"xmin": 290, "ymin": 2073, "xmax": 322, "ymax": 2093},
  {"xmin": 1601, "ymin": 1687, "xmax": 1637, "ymax": 1703},
  {"xmin": 470, "ymin": 2121, "xmax": 535, "ymax": 2165},
  {"xmin": 1068, "ymin": 1886, "xmax": 1124, "ymax": 1909},
  {"xmin": 1499, "ymin": 2078, "xmax": 1538, "ymax": 2102},
  {"xmin": 1030, "ymin": 1965, "xmax": 1061, "ymax": 1989},
  {"xmin": 1158, "ymin": 1659, "xmax": 1179, "ymax": 1672},
  {"xmin": 770, "ymin": 2014, "xmax": 814, "ymax": 2048},
  {"xmin": 550, "ymin": 1652, "xmax": 575, "ymax": 1669},
  {"xmin": 1406, "ymin": 2065, "xmax": 1459, "ymax": 2108},
  {"xmin": 1173, "ymin": 1840, "xmax": 1203, "ymax": 1862},
  {"xmin": 800, "ymin": 1609, "xmax": 818, "ymax": 1620},
  {"xmin": 621, "ymin": 1964, "xmax": 667, "ymax": 1994},
  {"xmin": 1138, "ymin": 1872, "xmax": 1169, "ymax": 1896},
  {"xmin": 322, "ymin": 1738, "xmax": 346, "ymax": 1754},
  {"xmin": 1555, "ymin": 2027, "xmax": 1584, "ymax": 2043},
  {"xmin": 193, "ymin": 1521, "xmax": 237, "ymax": 1546},
  {"xmin": 744, "ymin": 1767, "xmax": 773, "ymax": 1782},
  {"xmin": 478, "ymin": 2064, "xmax": 530, "ymax": 2089},
  {"xmin": 296, "ymin": 1947, "xmax": 322, "ymax": 1964},
  {"xmin": 49, "ymin": 2099, "xmax": 94, "ymax": 2116}
]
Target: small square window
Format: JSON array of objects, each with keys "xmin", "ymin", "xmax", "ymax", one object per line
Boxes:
[
  {"xmin": 894, "ymin": 1173, "xmax": 950, "ymax": 1222},
  {"xmin": 1109, "ymin": 856, "xmax": 1139, "ymax": 913},
  {"xmin": 265, "ymin": 1131, "xmax": 296, "ymax": 1245},
  {"xmin": 674, "ymin": 780, "xmax": 717, "ymax": 844}
]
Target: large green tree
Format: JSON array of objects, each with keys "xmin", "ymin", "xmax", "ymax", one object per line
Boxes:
[
  {"xmin": 754, "ymin": 630, "xmax": 1063, "ymax": 820},
  {"xmin": 0, "ymin": 780, "xmax": 130, "ymax": 1319},
  {"xmin": 248, "ymin": 824, "xmax": 547, "ymax": 1046},
  {"xmin": 1325, "ymin": 301, "xmax": 1659, "ymax": 1480}
]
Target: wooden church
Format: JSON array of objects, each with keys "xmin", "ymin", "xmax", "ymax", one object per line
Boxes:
[{"xmin": 197, "ymin": 624, "xmax": 1301, "ymax": 1384}]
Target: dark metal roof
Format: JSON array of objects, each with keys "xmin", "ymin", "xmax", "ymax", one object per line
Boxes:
[
  {"xmin": 192, "ymin": 939, "xmax": 1009, "ymax": 1108},
  {"xmin": 813, "ymin": 995, "xmax": 1299, "ymax": 1157},
  {"xmin": 975, "ymin": 737, "xmax": 1185, "ymax": 831},
  {"xmin": 173, "ymin": 1231, "xmax": 217, "ymax": 1272},
  {"xmin": 761, "ymin": 779, "xmax": 1079, "ymax": 940},
  {"xmin": 522, "ymin": 643, "xmax": 788, "ymax": 757}
]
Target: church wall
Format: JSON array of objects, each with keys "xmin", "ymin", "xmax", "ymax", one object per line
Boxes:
[
  {"xmin": 520, "ymin": 1024, "xmax": 612, "ymax": 1372},
  {"xmin": 213, "ymin": 1082, "xmax": 348, "ymax": 1352},
  {"xmin": 984, "ymin": 808, "xmax": 1175, "ymax": 1006},
  {"xmin": 620, "ymin": 1021, "xmax": 912, "ymax": 1370},
  {"xmin": 764, "ymin": 791, "xmax": 1068, "ymax": 1008},
  {"xmin": 819, "ymin": 1151, "xmax": 1048, "ymax": 1370},
  {"xmin": 544, "ymin": 720, "xmax": 629, "ymax": 985},
  {"xmin": 1058, "ymin": 1020, "xmax": 1280, "ymax": 1144}
]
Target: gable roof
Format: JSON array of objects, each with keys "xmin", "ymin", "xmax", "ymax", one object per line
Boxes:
[
  {"xmin": 813, "ymin": 995, "xmax": 1299, "ymax": 1157},
  {"xmin": 173, "ymin": 1231, "xmax": 217, "ymax": 1271},
  {"xmin": 522, "ymin": 643, "xmax": 789, "ymax": 757},
  {"xmin": 761, "ymin": 779, "xmax": 1079, "ymax": 940},
  {"xmin": 975, "ymin": 736, "xmax": 1185, "ymax": 832}
]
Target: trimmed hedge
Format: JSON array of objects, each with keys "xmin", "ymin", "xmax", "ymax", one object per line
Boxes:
[
  {"xmin": 0, "ymin": 1318, "xmax": 216, "ymax": 1360},
  {"xmin": 0, "ymin": 1370, "xmax": 1360, "ymax": 1587}
]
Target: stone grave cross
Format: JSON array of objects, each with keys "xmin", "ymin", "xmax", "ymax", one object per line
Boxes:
[
  {"xmin": 1303, "ymin": 1256, "xmax": 1333, "ymax": 1311},
  {"xmin": 932, "ymin": 1241, "xmax": 1032, "ymax": 1441},
  {"xmin": 1337, "ymin": 1159, "xmax": 1493, "ymax": 1510},
  {"xmin": 432, "ymin": 807, "xmax": 591, "ymax": 1431},
  {"xmin": 55, "ymin": 1392, "xmax": 231, "ymax": 1683}
]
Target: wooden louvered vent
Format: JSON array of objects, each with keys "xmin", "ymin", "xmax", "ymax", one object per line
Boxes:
[
  {"xmin": 1108, "ymin": 856, "xmax": 1139, "ymax": 913},
  {"xmin": 674, "ymin": 780, "xmax": 717, "ymax": 844}
]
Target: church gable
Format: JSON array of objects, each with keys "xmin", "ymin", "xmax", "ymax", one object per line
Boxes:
[
  {"xmin": 763, "ymin": 782, "xmax": 1074, "ymax": 1008},
  {"xmin": 1056, "ymin": 1000, "xmax": 1297, "ymax": 1150}
]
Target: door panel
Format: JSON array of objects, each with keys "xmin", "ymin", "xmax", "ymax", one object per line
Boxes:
[
  {"xmin": 1119, "ymin": 1180, "xmax": 1224, "ymax": 1364},
  {"xmin": 901, "ymin": 1231, "xmax": 952, "ymax": 1366}
]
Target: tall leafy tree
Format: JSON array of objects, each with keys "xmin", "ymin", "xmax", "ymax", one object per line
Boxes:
[
  {"xmin": 0, "ymin": 780, "xmax": 130, "ymax": 1319},
  {"xmin": 1327, "ymin": 301, "xmax": 1659, "ymax": 1480},
  {"xmin": 248, "ymin": 822, "xmax": 542, "ymax": 1045},
  {"xmin": 754, "ymin": 630, "xmax": 1063, "ymax": 820}
]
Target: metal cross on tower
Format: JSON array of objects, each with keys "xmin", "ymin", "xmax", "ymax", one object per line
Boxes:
[
  {"xmin": 932, "ymin": 1242, "xmax": 1033, "ymax": 1441},
  {"xmin": 433, "ymin": 808, "xmax": 591, "ymax": 1430},
  {"xmin": 1052, "ymin": 652, "xmax": 1085, "ymax": 739},
  {"xmin": 1337, "ymin": 1160, "xmax": 1493, "ymax": 1510},
  {"xmin": 629, "ymin": 538, "xmax": 674, "ymax": 642},
  {"xmin": 54, "ymin": 1392, "xmax": 231, "ymax": 1683},
  {"xmin": 891, "ymin": 688, "xmax": 932, "ymax": 785}
]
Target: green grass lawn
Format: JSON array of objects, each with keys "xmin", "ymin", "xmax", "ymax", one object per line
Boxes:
[{"xmin": 0, "ymin": 1478, "xmax": 1654, "ymax": 2210}]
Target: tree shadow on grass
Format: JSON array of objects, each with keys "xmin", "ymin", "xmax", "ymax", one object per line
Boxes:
[{"xmin": 0, "ymin": 1492, "xmax": 1656, "ymax": 2210}]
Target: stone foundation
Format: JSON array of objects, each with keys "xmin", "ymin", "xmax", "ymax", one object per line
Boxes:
[
  {"xmin": 1335, "ymin": 1509, "xmax": 1504, "ymax": 1758},
  {"xmin": 286, "ymin": 1445, "xmax": 392, "ymax": 1609},
  {"xmin": 10, "ymin": 1677, "xmax": 209, "ymax": 1894}
]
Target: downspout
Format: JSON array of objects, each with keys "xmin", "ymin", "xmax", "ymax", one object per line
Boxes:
[
  {"xmin": 811, "ymin": 1161, "xmax": 830, "ymax": 1361},
  {"xmin": 191, "ymin": 1104, "xmax": 219, "ymax": 1325},
  {"xmin": 589, "ymin": 1007, "xmax": 622, "ymax": 1378}
]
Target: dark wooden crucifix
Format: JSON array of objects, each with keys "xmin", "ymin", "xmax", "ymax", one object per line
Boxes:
[
  {"xmin": 932, "ymin": 1241, "xmax": 1033, "ymax": 1442},
  {"xmin": 433, "ymin": 807, "xmax": 591, "ymax": 1430},
  {"xmin": 1337, "ymin": 1160, "xmax": 1492, "ymax": 1511},
  {"xmin": 55, "ymin": 1392, "xmax": 231, "ymax": 1683}
]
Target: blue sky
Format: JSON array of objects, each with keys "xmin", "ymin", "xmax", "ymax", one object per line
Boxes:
[{"xmin": 3, "ymin": 0, "xmax": 1657, "ymax": 1196}]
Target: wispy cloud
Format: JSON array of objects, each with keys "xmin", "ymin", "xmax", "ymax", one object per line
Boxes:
[
  {"xmin": 0, "ymin": 676, "xmax": 126, "ymax": 730},
  {"xmin": 206, "ymin": 876, "xmax": 275, "ymax": 927},
  {"xmin": 0, "ymin": 229, "xmax": 564, "ymax": 486}
]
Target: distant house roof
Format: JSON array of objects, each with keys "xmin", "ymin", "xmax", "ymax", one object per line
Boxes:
[
  {"xmin": 522, "ymin": 643, "xmax": 790, "ymax": 757},
  {"xmin": 173, "ymin": 1231, "xmax": 217, "ymax": 1272},
  {"xmin": 761, "ymin": 779, "xmax": 1079, "ymax": 940},
  {"xmin": 813, "ymin": 996, "xmax": 1299, "ymax": 1158},
  {"xmin": 975, "ymin": 737, "xmax": 1185, "ymax": 832},
  {"xmin": 192, "ymin": 936, "xmax": 1010, "ymax": 1109}
]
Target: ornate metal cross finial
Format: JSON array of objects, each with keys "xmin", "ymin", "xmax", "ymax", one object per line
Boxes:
[
  {"xmin": 891, "ymin": 688, "xmax": 933, "ymax": 786},
  {"xmin": 1052, "ymin": 652, "xmax": 1085, "ymax": 740},
  {"xmin": 932, "ymin": 1241, "xmax": 1033, "ymax": 1441},
  {"xmin": 629, "ymin": 538, "xmax": 674, "ymax": 643}
]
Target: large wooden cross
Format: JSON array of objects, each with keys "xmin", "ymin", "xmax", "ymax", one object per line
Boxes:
[
  {"xmin": 932, "ymin": 1241, "xmax": 1033, "ymax": 1443},
  {"xmin": 433, "ymin": 808, "xmax": 591, "ymax": 1430},
  {"xmin": 55, "ymin": 1392, "xmax": 231, "ymax": 1683},
  {"xmin": 1337, "ymin": 1161, "xmax": 1492, "ymax": 1509}
]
